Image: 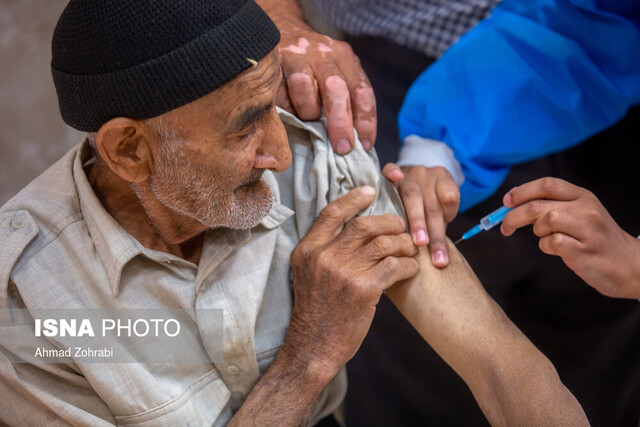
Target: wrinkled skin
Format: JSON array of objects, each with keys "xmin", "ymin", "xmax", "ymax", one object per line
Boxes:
[{"xmin": 258, "ymin": 0, "xmax": 377, "ymax": 155}]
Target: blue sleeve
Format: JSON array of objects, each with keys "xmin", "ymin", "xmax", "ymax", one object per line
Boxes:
[{"xmin": 398, "ymin": 0, "xmax": 640, "ymax": 212}]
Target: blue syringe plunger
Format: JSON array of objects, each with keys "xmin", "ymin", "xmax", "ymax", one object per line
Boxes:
[
  {"xmin": 479, "ymin": 205, "xmax": 511, "ymax": 231},
  {"xmin": 455, "ymin": 206, "xmax": 512, "ymax": 244}
]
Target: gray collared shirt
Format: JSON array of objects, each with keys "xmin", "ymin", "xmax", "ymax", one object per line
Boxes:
[{"xmin": 0, "ymin": 110, "xmax": 402, "ymax": 426}]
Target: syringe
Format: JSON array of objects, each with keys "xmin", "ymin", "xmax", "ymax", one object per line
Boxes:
[{"xmin": 454, "ymin": 206, "xmax": 512, "ymax": 245}]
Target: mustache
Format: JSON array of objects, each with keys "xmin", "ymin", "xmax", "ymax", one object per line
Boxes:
[{"xmin": 239, "ymin": 169, "xmax": 265, "ymax": 187}]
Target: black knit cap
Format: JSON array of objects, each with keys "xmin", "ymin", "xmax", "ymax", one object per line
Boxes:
[{"xmin": 51, "ymin": 0, "xmax": 280, "ymax": 132}]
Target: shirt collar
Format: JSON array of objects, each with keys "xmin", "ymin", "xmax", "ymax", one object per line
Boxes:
[
  {"xmin": 73, "ymin": 140, "xmax": 144, "ymax": 298},
  {"xmin": 260, "ymin": 170, "xmax": 294, "ymax": 229}
]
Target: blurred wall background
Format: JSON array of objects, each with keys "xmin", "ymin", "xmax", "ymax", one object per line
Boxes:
[{"xmin": 0, "ymin": 0, "xmax": 82, "ymax": 205}]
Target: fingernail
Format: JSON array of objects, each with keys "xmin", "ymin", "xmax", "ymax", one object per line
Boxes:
[
  {"xmin": 415, "ymin": 229, "xmax": 428, "ymax": 245},
  {"xmin": 361, "ymin": 185, "xmax": 376, "ymax": 196},
  {"xmin": 504, "ymin": 193, "xmax": 512, "ymax": 207},
  {"xmin": 433, "ymin": 250, "xmax": 448, "ymax": 265},
  {"xmin": 391, "ymin": 169, "xmax": 404, "ymax": 181},
  {"xmin": 336, "ymin": 139, "xmax": 351, "ymax": 154},
  {"xmin": 361, "ymin": 139, "xmax": 372, "ymax": 151}
]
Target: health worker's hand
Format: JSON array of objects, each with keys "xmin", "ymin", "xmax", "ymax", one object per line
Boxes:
[
  {"xmin": 257, "ymin": 0, "xmax": 377, "ymax": 154},
  {"xmin": 501, "ymin": 177, "xmax": 640, "ymax": 299},
  {"xmin": 287, "ymin": 186, "xmax": 418, "ymax": 374},
  {"xmin": 382, "ymin": 164, "xmax": 460, "ymax": 268}
]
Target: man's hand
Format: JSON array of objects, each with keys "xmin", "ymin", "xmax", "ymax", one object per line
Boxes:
[
  {"xmin": 257, "ymin": 0, "xmax": 377, "ymax": 154},
  {"xmin": 501, "ymin": 177, "xmax": 640, "ymax": 299},
  {"xmin": 229, "ymin": 187, "xmax": 417, "ymax": 425},
  {"xmin": 382, "ymin": 163, "xmax": 460, "ymax": 268},
  {"xmin": 287, "ymin": 186, "xmax": 418, "ymax": 374}
]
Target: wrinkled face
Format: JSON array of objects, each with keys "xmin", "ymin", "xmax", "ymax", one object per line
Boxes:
[{"xmin": 147, "ymin": 50, "xmax": 290, "ymax": 230}]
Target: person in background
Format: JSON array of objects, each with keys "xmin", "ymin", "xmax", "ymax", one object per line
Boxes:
[{"xmin": 260, "ymin": 0, "xmax": 640, "ymax": 424}]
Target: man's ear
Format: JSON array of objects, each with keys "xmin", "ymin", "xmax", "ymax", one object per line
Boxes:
[{"xmin": 96, "ymin": 117, "xmax": 153, "ymax": 183}]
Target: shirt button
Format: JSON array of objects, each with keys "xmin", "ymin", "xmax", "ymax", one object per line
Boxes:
[
  {"xmin": 10, "ymin": 217, "xmax": 26, "ymax": 230},
  {"xmin": 226, "ymin": 364, "xmax": 241, "ymax": 375}
]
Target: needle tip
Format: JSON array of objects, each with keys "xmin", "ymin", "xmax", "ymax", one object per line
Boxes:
[{"xmin": 454, "ymin": 237, "xmax": 463, "ymax": 245}]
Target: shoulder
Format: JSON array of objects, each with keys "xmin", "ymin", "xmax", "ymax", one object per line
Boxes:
[{"xmin": 0, "ymin": 146, "xmax": 85, "ymax": 303}]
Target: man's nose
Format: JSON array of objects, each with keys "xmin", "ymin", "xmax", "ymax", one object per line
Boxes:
[{"xmin": 253, "ymin": 109, "xmax": 292, "ymax": 173}]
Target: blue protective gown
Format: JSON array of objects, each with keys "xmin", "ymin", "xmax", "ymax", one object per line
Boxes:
[{"xmin": 398, "ymin": 0, "xmax": 640, "ymax": 212}]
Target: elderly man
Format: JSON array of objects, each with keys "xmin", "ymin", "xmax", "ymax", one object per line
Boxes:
[
  {"xmin": 0, "ymin": 1, "xmax": 418, "ymax": 424},
  {"xmin": 0, "ymin": 1, "xmax": 588, "ymax": 425}
]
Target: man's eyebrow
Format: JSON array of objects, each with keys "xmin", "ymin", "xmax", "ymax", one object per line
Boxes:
[
  {"xmin": 230, "ymin": 66, "xmax": 283, "ymax": 132},
  {"xmin": 233, "ymin": 102, "xmax": 272, "ymax": 131}
]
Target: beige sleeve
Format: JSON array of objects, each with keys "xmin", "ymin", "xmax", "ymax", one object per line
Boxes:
[{"xmin": 276, "ymin": 108, "xmax": 404, "ymax": 240}]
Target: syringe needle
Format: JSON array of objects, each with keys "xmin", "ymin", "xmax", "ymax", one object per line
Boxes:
[{"xmin": 454, "ymin": 237, "xmax": 463, "ymax": 245}]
